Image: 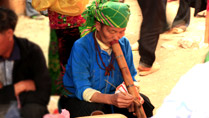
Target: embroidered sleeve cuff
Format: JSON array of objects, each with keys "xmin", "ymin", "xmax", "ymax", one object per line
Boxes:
[{"xmin": 83, "ymin": 88, "xmax": 101, "ymax": 102}]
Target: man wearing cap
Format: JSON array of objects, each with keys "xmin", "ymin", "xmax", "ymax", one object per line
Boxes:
[
  {"xmin": 60, "ymin": 0, "xmax": 154, "ymax": 117},
  {"xmin": 0, "ymin": 7, "xmax": 51, "ymax": 118}
]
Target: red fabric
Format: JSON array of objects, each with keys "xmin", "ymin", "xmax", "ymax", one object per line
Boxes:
[{"xmin": 48, "ymin": 10, "xmax": 86, "ymax": 29}]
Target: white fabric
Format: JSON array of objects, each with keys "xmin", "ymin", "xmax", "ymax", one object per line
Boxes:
[
  {"xmin": 0, "ymin": 60, "xmax": 14, "ymax": 86},
  {"xmin": 83, "ymin": 88, "xmax": 101, "ymax": 102},
  {"xmin": 153, "ymin": 62, "xmax": 209, "ymax": 118}
]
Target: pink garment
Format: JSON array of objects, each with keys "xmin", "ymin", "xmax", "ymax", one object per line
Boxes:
[
  {"xmin": 48, "ymin": 10, "xmax": 86, "ymax": 29},
  {"xmin": 43, "ymin": 109, "xmax": 70, "ymax": 118}
]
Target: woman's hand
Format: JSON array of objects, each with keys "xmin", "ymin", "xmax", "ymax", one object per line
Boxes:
[
  {"xmin": 110, "ymin": 92, "xmax": 134, "ymax": 108},
  {"xmin": 127, "ymin": 94, "xmax": 144, "ymax": 116}
]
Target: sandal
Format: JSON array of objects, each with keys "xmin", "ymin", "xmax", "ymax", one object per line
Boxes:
[
  {"xmin": 171, "ymin": 27, "xmax": 186, "ymax": 34},
  {"xmin": 138, "ymin": 63, "xmax": 160, "ymax": 76}
]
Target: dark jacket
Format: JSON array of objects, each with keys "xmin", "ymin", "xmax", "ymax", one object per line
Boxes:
[{"xmin": 0, "ymin": 36, "xmax": 51, "ymax": 107}]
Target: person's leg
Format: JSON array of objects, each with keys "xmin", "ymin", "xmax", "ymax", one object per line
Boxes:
[
  {"xmin": 161, "ymin": 0, "xmax": 170, "ymax": 33},
  {"xmin": 59, "ymin": 96, "xmax": 112, "ymax": 118},
  {"xmin": 138, "ymin": 34, "xmax": 159, "ymax": 68},
  {"xmin": 0, "ymin": 104, "xmax": 10, "ymax": 118},
  {"xmin": 48, "ymin": 29, "xmax": 62, "ymax": 95},
  {"xmin": 172, "ymin": 0, "xmax": 190, "ymax": 30},
  {"xmin": 48, "ymin": 27, "xmax": 80, "ymax": 95},
  {"xmin": 137, "ymin": 0, "xmax": 164, "ymax": 75},
  {"xmin": 56, "ymin": 27, "xmax": 81, "ymax": 69},
  {"xmin": 25, "ymin": 0, "xmax": 41, "ymax": 17},
  {"xmin": 5, "ymin": 101, "xmax": 21, "ymax": 118},
  {"xmin": 132, "ymin": 0, "xmax": 168, "ymax": 51},
  {"xmin": 20, "ymin": 103, "xmax": 48, "ymax": 118}
]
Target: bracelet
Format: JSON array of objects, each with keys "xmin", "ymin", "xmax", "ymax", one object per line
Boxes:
[
  {"xmin": 126, "ymin": 84, "xmax": 134, "ymax": 89},
  {"xmin": 115, "ymin": 54, "xmax": 123, "ymax": 59}
]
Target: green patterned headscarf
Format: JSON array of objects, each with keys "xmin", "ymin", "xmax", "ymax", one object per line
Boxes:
[{"xmin": 80, "ymin": 0, "xmax": 131, "ymax": 37}]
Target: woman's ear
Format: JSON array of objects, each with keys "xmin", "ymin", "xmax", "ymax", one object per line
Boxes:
[
  {"xmin": 6, "ymin": 29, "xmax": 14, "ymax": 41},
  {"xmin": 95, "ymin": 21, "xmax": 101, "ymax": 32}
]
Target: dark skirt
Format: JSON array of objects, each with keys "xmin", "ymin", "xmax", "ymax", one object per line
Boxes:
[
  {"xmin": 59, "ymin": 93, "xmax": 154, "ymax": 118},
  {"xmin": 48, "ymin": 27, "xmax": 80, "ymax": 95}
]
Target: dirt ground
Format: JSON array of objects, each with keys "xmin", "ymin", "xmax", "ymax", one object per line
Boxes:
[{"xmin": 14, "ymin": 0, "xmax": 209, "ymax": 115}]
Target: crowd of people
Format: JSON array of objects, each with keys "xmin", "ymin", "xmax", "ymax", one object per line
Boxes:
[{"xmin": 0, "ymin": 0, "xmax": 208, "ymax": 117}]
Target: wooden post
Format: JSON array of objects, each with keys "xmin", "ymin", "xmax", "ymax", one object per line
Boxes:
[{"xmin": 204, "ymin": 0, "xmax": 209, "ymax": 44}]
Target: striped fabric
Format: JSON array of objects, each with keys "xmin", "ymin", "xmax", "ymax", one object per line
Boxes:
[{"xmin": 80, "ymin": 0, "xmax": 130, "ymax": 37}]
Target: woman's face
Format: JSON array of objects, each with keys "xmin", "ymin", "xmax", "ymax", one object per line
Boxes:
[{"xmin": 96, "ymin": 22, "xmax": 126, "ymax": 47}]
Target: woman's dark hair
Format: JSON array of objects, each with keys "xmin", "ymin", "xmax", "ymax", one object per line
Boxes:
[{"xmin": 0, "ymin": 7, "xmax": 18, "ymax": 33}]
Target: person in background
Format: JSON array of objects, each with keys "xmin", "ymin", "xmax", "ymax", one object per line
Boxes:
[
  {"xmin": 165, "ymin": 0, "xmax": 207, "ymax": 33},
  {"xmin": 164, "ymin": 0, "xmax": 191, "ymax": 34},
  {"xmin": 60, "ymin": 0, "xmax": 154, "ymax": 117},
  {"xmin": 25, "ymin": 0, "xmax": 46, "ymax": 19},
  {"xmin": 32, "ymin": 0, "xmax": 89, "ymax": 96},
  {"xmin": 0, "ymin": 7, "xmax": 51, "ymax": 118},
  {"xmin": 131, "ymin": 0, "xmax": 165, "ymax": 76}
]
